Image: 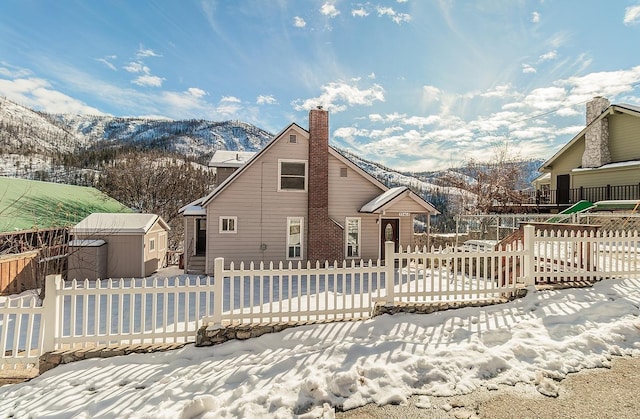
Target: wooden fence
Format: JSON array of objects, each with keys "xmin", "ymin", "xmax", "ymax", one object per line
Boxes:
[{"xmin": 0, "ymin": 251, "xmax": 39, "ymax": 295}]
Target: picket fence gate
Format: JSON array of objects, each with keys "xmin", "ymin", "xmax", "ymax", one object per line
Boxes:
[{"xmin": 2, "ymin": 225, "xmax": 640, "ymax": 368}]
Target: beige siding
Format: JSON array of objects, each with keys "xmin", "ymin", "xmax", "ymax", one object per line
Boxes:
[
  {"xmin": 206, "ymin": 126, "xmax": 309, "ymax": 270},
  {"xmin": 183, "ymin": 217, "xmax": 197, "ymax": 269},
  {"xmin": 327, "ymin": 155, "xmax": 386, "ymax": 261},
  {"xmin": 550, "ymin": 137, "xmax": 584, "ymax": 190},
  {"xmin": 572, "ymin": 166, "xmax": 640, "ymax": 188},
  {"xmin": 608, "ymin": 113, "xmax": 640, "ymax": 162},
  {"xmin": 76, "ymin": 233, "xmax": 144, "ymax": 278}
]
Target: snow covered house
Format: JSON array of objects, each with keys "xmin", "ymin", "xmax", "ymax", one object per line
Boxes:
[
  {"xmin": 180, "ymin": 108, "xmax": 439, "ymax": 273},
  {"xmin": 535, "ymin": 97, "xmax": 640, "ymax": 206},
  {"xmin": 208, "ymin": 150, "xmax": 256, "ymax": 187},
  {"xmin": 69, "ymin": 213, "xmax": 170, "ymax": 279}
]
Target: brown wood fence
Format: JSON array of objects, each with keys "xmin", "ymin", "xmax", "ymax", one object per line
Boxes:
[{"xmin": 0, "ymin": 250, "xmax": 39, "ymax": 295}]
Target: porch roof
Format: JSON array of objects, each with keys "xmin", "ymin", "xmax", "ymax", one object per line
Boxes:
[{"xmin": 360, "ymin": 186, "xmax": 440, "ymax": 215}]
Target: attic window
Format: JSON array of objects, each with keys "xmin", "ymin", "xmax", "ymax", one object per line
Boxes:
[
  {"xmin": 340, "ymin": 167, "xmax": 348, "ymax": 177},
  {"xmin": 289, "ymin": 134, "xmax": 297, "ymax": 144},
  {"xmin": 278, "ymin": 160, "xmax": 307, "ymax": 191}
]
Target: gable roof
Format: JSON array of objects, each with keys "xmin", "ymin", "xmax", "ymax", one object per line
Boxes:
[
  {"xmin": 189, "ymin": 122, "xmax": 388, "ymax": 210},
  {"xmin": 70, "ymin": 213, "xmax": 169, "ymax": 235},
  {"xmin": 540, "ymin": 103, "xmax": 640, "ymax": 171},
  {"xmin": 0, "ymin": 177, "xmax": 131, "ymax": 233},
  {"xmin": 208, "ymin": 150, "xmax": 256, "ymax": 168},
  {"xmin": 360, "ymin": 186, "xmax": 440, "ymax": 214}
]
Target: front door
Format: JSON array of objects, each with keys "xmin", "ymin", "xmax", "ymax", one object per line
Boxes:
[
  {"xmin": 556, "ymin": 174, "xmax": 570, "ymax": 204},
  {"xmin": 196, "ymin": 218, "xmax": 206, "ymax": 255},
  {"xmin": 380, "ymin": 218, "xmax": 399, "ymax": 260}
]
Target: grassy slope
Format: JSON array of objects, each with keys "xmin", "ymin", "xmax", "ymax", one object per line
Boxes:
[{"xmin": 0, "ymin": 177, "xmax": 131, "ymax": 232}]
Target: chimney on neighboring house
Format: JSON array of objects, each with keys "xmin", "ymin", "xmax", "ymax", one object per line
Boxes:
[
  {"xmin": 581, "ymin": 96, "xmax": 611, "ymax": 168},
  {"xmin": 307, "ymin": 107, "xmax": 344, "ymax": 263}
]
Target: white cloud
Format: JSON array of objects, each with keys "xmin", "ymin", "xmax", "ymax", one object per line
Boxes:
[
  {"xmin": 376, "ymin": 6, "xmax": 411, "ymax": 24},
  {"xmin": 187, "ymin": 87, "xmax": 207, "ymax": 98},
  {"xmin": 0, "ymin": 62, "xmax": 31, "ymax": 78},
  {"xmin": 0, "ymin": 77, "xmax": 104, "ymax": 114},
  {"xmin": 531, "ymin": 11, "xmax": 540, "ymax": 23},
  {"xmin": 422, "ymin": 85, "xmax": 441, "ymax": 102},
  {"xmin": 256, "ymin": 94, "xmax": 277, "ymax": 105},
  {"xmin": 538, "ymin": 50, "xmax": 558, "ymax": 62},
  {"xmin": 95, "ymin": 56, "xmax": 117, "ymax": 71},
  {"xmin": 136, "ymin": 47, "xmax": 161, "ymax": 58},
  {"xmin": 132, "ymin": 75, "xmax": 164, "ymax": 87},
  {"xmin": 124, "ymin": 62, "xmax": 150, "ymax": 74},
  {"xmin": 352, "ymin": 7, "xmax": 369, "ymax": 17},
  {"xmin": 320, "ymin": 3, "xmax": 340, "ymax": 18},
  {"xmin": 522, "ymin": 64, "xmax": 537, "ymax": 74},
  {"xmin": 293, "ymin": 81, "xmax": 385, "ymax": 113},
  {"xmin": 624, "ymin": 5, "xmax": 640, "ymax": 25},
  {"xmin": 481, "ymin": 85, "xmax": 518, "ymax": 99},
  {"xmin": 293, "ymin": 16, "xmax": 306, "ymax": 28},
  {"xmin": 368, "ymin": 72, "xmax": 376, "ymax": 79}
]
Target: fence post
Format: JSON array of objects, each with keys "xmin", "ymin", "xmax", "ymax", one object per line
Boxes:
[
  {"xmin": 522, "ymin": 225, "xmax": 535, "ymax": 286},
  {"xmin": 385, "ymin": 241, "xmax": 395, "ymax": 305},
  {"xmin": 41, "ymin": 274, "xmax": 62, "ymax": 352},
  {"xmin": 211, "ymin": 257, "xmax": 224, "ymax": 326}
]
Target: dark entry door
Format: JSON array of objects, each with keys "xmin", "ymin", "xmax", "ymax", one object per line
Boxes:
[
  {"xmin": 556, "ymin": 174, "xmax": 570, "ymax": 204},
  {"xmin": 380, "ymin": 219, "xmax": 399, "ymax": 260},
  {"xmin": 196, "ymin": 218, "xmax": 206, "ymax": 255}
]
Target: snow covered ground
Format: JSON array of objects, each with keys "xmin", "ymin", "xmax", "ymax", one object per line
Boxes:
[{"xmin": 1, "ymin": 277, "xmax": 640, "ymax": 418}]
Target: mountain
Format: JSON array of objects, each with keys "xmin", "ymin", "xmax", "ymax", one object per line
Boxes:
[{"xmin": 0, "ymin": 96, "xmax": 273, "ymax": 178}]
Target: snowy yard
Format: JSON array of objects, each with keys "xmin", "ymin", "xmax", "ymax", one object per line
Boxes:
[{"xmin": 1, "ymin": 276, "xmax": 639, "ymax": 418}]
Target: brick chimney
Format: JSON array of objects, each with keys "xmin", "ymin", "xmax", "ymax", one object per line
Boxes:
[
  {"xmin": 581, "ymin": 96, "xmax": 611, "ymax": 168},
  {"xmin": 307, "ymin": 107, "xmax": 344, "ymax": 262}
]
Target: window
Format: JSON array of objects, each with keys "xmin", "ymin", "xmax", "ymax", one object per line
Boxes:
[
  {"xmin": 278, "ymin": 160, "xmax": 307, "ymax": 191},
  {"xmin": 289, "ymin": 134, "xmax": 297, "ymax": 143},
  {"xmin": 340, "ymin": 167, "xmax": 348, "ymax": 177},
  {"xmin": 219, "ymin": 216, "xmax": 237, "ymax": 233},
  {"xmin": 287, "ymin": 217, "xmax": 304, "ymax": 259},
  {"xmin": 346, "ymin": 217, "xmax": 361, "ymax": 258},
  {"xmin": 149, "ymin": 238, "xmax": 156, "ymax": 252}
]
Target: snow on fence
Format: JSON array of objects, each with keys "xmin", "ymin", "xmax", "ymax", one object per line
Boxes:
[{"xmin": 2, "ymin": 226, "xmax": 640, "ymax": 368}]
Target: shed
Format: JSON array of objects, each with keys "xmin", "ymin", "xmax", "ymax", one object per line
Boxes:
[{"xmin": 69, "ymin": 213, "xmax": 170, "ymax": 278}]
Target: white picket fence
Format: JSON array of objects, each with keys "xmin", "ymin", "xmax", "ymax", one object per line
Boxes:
[{"xmin": 2, "ymin": 226, "xmax": 640, "ymax": 368}]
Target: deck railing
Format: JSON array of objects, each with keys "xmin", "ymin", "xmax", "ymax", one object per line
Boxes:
[{"xmin": 525, "ymin": 183, "xmax": 640, "ymax": 205}]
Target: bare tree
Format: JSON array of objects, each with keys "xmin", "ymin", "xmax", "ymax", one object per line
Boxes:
[
  {"xmin": 444, "ymin": 144, "xmax": 529, "ymax": 214},
  {"xmin": 98, "ymin": 151, "xmax": 215, "ymax": 249}
]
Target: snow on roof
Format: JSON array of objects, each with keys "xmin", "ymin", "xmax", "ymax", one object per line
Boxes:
[
  {"xmin": 68, "ymin": 239, "xmax": 106, "ymax": 247},
  {"xmin": 572, "ymin": 160, "xmax": 640, "ymax": 172},
  {"xmin": 208, "ymin": 150, "xmax": 256, "ymax": 168},
  {"xmin": 70, "ymin": 213, "xmax": 169, "ymax": 234},
  {"xmin": 360, "ymin": 187, "xmax": 407, "ymax": 213},
  {"xmin": 182, "ymin": 205, "xmax": 206, "ymax": 216}
]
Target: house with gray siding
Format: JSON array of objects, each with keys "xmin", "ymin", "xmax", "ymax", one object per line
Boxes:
[{"xmin": 180, "ymin": 108, "xmax": 439, "ymax": 273}]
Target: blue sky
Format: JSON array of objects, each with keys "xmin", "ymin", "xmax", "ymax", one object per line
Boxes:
[{"xmin": 1, "ymin": 1, "xmax": 640, "ymax": 172}]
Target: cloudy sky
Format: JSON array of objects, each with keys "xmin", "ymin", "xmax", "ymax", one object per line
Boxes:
[{"xmin": 1, "ymin": 1, "xmax": 639, "ymax": 171}]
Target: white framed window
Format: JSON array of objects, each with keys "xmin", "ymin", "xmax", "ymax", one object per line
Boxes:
[
  {"xmin": 219, "ymin": 216, "xmax": 238, "ymax": 233},
  {"xmin": 278, "ymin": 160, "xmax": 307, "ymax": 191},
  {"xmin": 345, "ymin": 217, "xmax": 361, "ymax": 258},
  {"xmin": 149, "ymin": 237, "xmax": 156, "ymax": 252},
  {"xmin": 287, "ymin": 217, "xmax": 304, "ymax": 260}
]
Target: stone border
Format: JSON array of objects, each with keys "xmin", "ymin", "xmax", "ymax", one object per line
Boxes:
[{"xmin": 39, "ymin": 343, "xmax": 187, "ymax": 375}]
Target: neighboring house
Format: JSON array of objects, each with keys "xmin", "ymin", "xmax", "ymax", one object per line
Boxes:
[
  {"xmin": 536, "ymin": 97, "xmax": 640, "ymax": 207},
  {"xmin": 69, "ymin": 213, "xmax": 170, "ymax": 279},
  {"xmin": 208, "ymin": 150, "xmax": 256, "ymax": 187},
  {"xmin": 180, "ymin": 108, "xmax": 439, "ymax": 273},
  {"xmin": 0, "ymin": 176, "xmax": 130, "ymax": 233}
]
